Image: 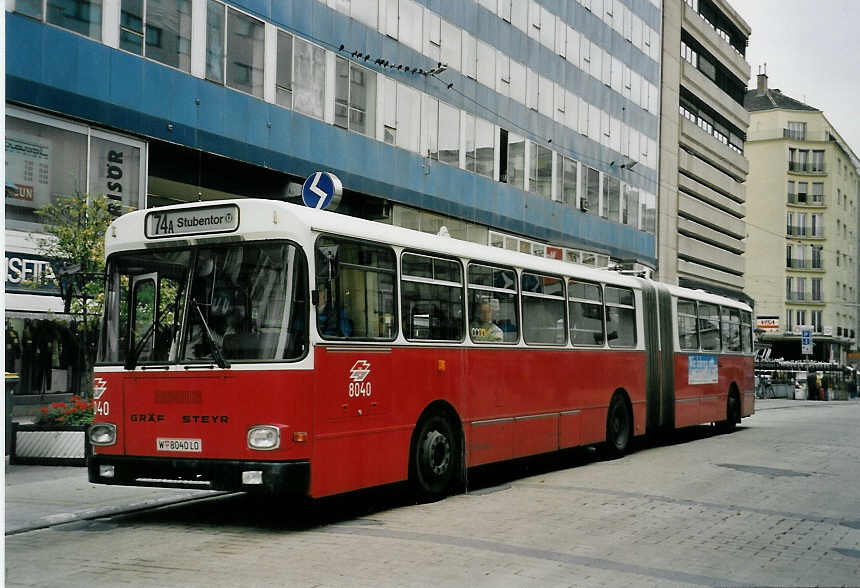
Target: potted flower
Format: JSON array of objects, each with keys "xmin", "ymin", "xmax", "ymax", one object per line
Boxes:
[{"xmin": 10, "ymin": 396, "xmax": 93, "ymax": 465}]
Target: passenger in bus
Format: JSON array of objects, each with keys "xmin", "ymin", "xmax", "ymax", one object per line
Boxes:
[
  {"xmin": 470, "ymin": 301, "xmax": 503, "ymax": 342},
  {"xmin": 317, "ymin": 285, "xmax": 353, "ymax": 337},
  {"xmin": 223, "ymin": 292, "xmax": 259, "ymax": 360}
]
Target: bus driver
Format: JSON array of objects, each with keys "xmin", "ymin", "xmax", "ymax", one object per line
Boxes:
[{"xmin": 470, "ymin": 300, "xmax": 503, "ymax": 342}]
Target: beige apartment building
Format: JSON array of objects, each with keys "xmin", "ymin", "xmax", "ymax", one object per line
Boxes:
[
  {"xmin": 658, "ymin": 0, "xmax": 751, "ymax": 297},
  {"xmin": 744, "ymin": 73, "xmax": 858, "ymax": 363}
]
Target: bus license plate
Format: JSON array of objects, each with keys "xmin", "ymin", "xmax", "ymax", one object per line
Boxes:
[{"xmin": 156, "ymin": 438, "xmax": 202, "ymax": 453}]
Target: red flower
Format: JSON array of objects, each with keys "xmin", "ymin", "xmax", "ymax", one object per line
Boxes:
[
  {"xmin": 50, "ymin": 402, "xmax": 67, "ymax": 409},
  {"xmin": 75, "ymin": 401, "xmax": 90, "ymax": 410},
  {"xmin": 57, "ymin": 416, "xmax": 65, "ymax": 422},
  {"xmin": 40, "ymin": 407, "xmax": 50, "ymax": 414},
  {"xmin": 69, "ymin": 395, "xmax": 81, "ymax": 403}
]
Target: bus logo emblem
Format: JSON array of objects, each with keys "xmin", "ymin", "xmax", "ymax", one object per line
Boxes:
[
  {"xmin": 349, "ymin": 360, "xmax": 371, "ymax": 383},
  {"xmin": 93, "ymin": 377, "xmax": 108, "ymax": 399}
]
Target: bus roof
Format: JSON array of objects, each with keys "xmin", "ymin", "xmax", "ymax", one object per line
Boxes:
[{"xmin": 105, "ymin": 199, "xmax": 750, "ymax": 312}]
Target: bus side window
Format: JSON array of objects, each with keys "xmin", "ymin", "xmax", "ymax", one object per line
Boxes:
[
  {"xmin": 698, "ymin": 302, "xmax": 721, "ymax": 351},
  {"xmin": 740, "ymin": 311, "xmax": 753, "ymax": 353},
  {"xmin": 400, "ymin": 253, "xmax": 464, "ymax": 342},
  {"xmin": 468, "ymin": 264, "xmax": 518, "ymax": 343},
  {"xmin": 605, "ymin": 286, "xmax": 636, "ymax": 348},
  {"xmin": 677, "ymin": 299, "xmax": 698, "ymax": 350},
  {"xmin": 568, "ymin": 279, "xmax": 604, "ymax": 346},
  {"xmin": 315, "ymin": 237, "xmax": 396, "ymax": 340},
  {"xmin": 521, "ymin": 272, "xmax": 566, "ymax": 345},
  {"xmin": 721, "ymin": 307, "xmax": 741, "ymax": 352}
]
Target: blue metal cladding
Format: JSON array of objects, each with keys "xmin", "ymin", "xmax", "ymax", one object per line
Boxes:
[{"xmin": 5, "ymin": 12, "xmax": 655, "ymax": 264}]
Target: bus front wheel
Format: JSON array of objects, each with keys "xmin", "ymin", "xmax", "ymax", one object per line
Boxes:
[
  {"xmin": 604, "ymin": 393, "xmax": 632, "ymax": 457},
  {"xmin": 411, "ymin": 413, "xmax": 462, "ymax": 501}
]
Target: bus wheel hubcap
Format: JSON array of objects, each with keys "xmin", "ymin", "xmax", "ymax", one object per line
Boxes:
[{"xmin": 423, "ymin": 430, "xmax": 450, "ymax": 476}]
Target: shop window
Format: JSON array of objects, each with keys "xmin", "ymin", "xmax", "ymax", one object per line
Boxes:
[{"xmin": 6, "ymin": 109, "xmax": 146, "ymax": 228}]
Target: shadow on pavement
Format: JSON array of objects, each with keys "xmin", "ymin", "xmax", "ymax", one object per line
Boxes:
[{"xmin": 108, "ymin": 424, "xmax": 742, "ymax": 533}]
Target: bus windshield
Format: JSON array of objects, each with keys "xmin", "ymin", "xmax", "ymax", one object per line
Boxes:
[{"xmin": 98, "ymin": 242, "xmax": 308, "ymax": 365}]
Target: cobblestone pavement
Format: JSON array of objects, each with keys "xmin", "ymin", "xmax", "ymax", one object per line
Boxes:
[{"xmin": 6, "ymin": 399, "xmax": 860, "ymax": 587}]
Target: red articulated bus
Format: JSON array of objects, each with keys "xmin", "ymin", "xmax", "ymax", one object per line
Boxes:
[{"xmin": 89, "ymin": 199, "xmax": 754, "ymax": 499}]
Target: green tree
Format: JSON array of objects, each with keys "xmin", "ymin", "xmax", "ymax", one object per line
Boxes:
[{"xmin": 35, "ymin": 193, "xmax": 113, "ymax": 397}]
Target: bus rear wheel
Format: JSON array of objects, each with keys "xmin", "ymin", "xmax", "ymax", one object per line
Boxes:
[
  {"xmin": 411, "ymin": 413, "xmax": 462, "ymax": 501},
  {"xmin": 604, "ymin": 393, "xmax": 632, "ymax": 457},
  {"xmin": 718, "ymin": 393, "xmax": 740, "ymax": 434}
]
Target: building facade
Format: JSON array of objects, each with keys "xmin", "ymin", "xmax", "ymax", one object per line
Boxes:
[
  {"xmin": 744, "ymin": 73, "xmax": 858, "ymax": 363},
  {"xmin": 657, "ymin": 0, "xmax": 750, "ymax": 297},
  {"xmin": 6, "ymin": 0, "xmax": 663, "ymax": 395}
]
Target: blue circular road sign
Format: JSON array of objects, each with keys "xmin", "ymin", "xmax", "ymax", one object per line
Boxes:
[{"xmin": 302, "ymin": 172, "xmax": 343, "ymax": 210}]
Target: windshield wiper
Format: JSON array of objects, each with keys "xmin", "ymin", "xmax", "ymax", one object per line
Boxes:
[
  {"xmin": 124, "ymin": 322, "xmax": 156, "ymax": 370},
  {"xmin": 192, "ymin": 299, "xmax": 230, "ymax": 369}
]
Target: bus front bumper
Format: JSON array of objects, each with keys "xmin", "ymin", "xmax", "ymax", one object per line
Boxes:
[{"xmin": 88, "ymin": 454, "xmax": 310, "ymax": 495}]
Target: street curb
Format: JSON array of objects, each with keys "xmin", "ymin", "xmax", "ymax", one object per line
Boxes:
[{"xmin": 5, "ymin": 491, "xmax": 230, "ymax": 536}]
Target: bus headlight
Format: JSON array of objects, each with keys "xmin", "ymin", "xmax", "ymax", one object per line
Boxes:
[
  {"xmin": 89, "ymin": 423, "xmax": 117, "ymax": 446},
  {"xmin": 247, "ymin": 426, "xmax": 280, "ymax": 450}
]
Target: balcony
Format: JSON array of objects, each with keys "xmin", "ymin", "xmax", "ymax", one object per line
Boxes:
[
  {"xmin": 787, "ymin": 193, "xmax": 825, "ymax": 207},
  {"xmin": 786, "ymin": 258, "xmax": 824, "ymax": 271},
  {"xmin": 788, "ymin": 160, "xmax": 826, "ymax": 174},
  {"xmin": 786, "ymin": 226, "xmax": 825, "ymax": 238}
]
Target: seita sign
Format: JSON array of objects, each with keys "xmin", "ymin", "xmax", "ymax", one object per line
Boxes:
[
  {"xmin": 4, "ymin": 252, "xmax": 61, "ymax": 295},
  {"xmin": 145, "ymin": 204, "xmax": 240, "ymax": 238}
]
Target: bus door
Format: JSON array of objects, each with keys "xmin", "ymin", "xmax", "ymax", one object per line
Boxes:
[{"xmin": 312, "ymin": 236, "xmax": 399, "ymax": 495}]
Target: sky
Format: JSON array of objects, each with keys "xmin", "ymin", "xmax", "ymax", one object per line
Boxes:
[{"xmin": 738, "ymin": 0, "xmax": 860, "ymax": 156}]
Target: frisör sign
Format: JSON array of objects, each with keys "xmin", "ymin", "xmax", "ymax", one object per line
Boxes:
[{"xmin": 145, "ymin": 204, "xmax": 239, "ymax": 238}]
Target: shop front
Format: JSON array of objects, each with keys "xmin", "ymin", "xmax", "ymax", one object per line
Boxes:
[{"xmin": 5, "ymin": 106, "xmax": 147, "ymax": 406}]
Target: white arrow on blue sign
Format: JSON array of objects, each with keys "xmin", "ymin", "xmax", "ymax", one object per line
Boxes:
[
  {"xmin": 801, "ymin": 327, "xmax": 813, "ymax": 354},
  {"xmin": 301, "ymin": 172, "xmax": 343, "ymax": 210}
]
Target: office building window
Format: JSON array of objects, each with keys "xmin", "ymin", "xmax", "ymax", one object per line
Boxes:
[
  {"xmin": 292, "ymin": 38, "xmax": 326, "ymax": 119},
  {"xmin": 45, "ymin": 0, "xmax": 103, "ymax": 40},
  {"xmin": 206, "ymin": 0, "xmax": 225, "ymax": 83},
  {"xmin": 120, "ymin": 0, "xmax": 192, "ymax": 71},
  {"xmin": 506, "ymin": 133, "xmax": 526, "ymax": 190},
  {"xmin": 335, "ymin": 58, "xmax": 377, "ymax": 136},
  {"xmin": 382, "ymin": 76, "xmax": 397, "ymax": 145},
  {"xmin": 603, "ymin": 175, "xmax": 620, "ymax": 222},
  {"xmin": 787, "ymin": 121, "xmax": 806, "ymax": 140},
  {"xmin": 395, "ymin": 83, "xmax": 420, "ymax": 153},
  {"xmin": 399, "ymin": 0, "xmax": 422, "ymax": 53},
  {"xmin": 558, "ymin": 156, "xmax": 577, "ymax": 206},
  {"xmin": 584, "ymin": 166, "xmax": 599, "ymax": 212},
  {"xmin": 475, "ymin": 118, "xmax": 494, "ymax": 179},
  {"xmin": 438, "ymin": 102, "xmax": 460, "ymax": 166},
  {"xmin": 529, "ymin": 143, "xmax": 552, "ymax": 199},
  {"xmin": 273, "ymin": 31, "xmax": 294, "ymax": 107},
  {"xmin": 226, "ymin": 7, "xmax": 264, "ymax": 97}
]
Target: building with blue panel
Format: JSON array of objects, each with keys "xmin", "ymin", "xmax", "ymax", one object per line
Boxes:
[{"xmin": 5, "ymin": 0, "xmax": 662, "ymax": 396}]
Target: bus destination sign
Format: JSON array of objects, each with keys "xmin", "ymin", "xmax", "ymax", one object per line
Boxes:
[{"xmin": 145, "ymin": 204, "xmax": 239, "ymax": 239}]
